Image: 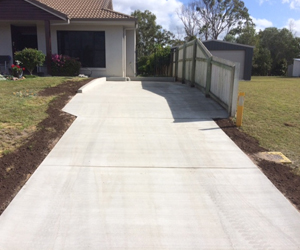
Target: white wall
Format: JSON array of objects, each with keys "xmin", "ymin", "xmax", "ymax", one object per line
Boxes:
[
  {"xmin": 292, "ymin": 59, "xmax": 300, "ymax": 77},
  {"xmin": 36, "ymin": 21, "xmax": 47, "ymax": 55},
  {"xmin": 209, "ymin": 50, "xmax": 245, "ymax": 80},
  {"xmin": 50, "ymin": 23, "xmax": 129, "ymax": 77},
  {"xmin": 0, "ymin": 22, "xmax": 13, "ymax": 60},
  {"xmin": 0, "ymin": 21, "xmax": 45, "ymax": 70},
  {"xmin": 0, "ymin": 21, "xmax": 136, "ymax": 77}
]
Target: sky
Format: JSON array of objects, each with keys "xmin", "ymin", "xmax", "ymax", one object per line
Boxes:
[{"xmin": 113, "ymin": 0, "xmax": 300, "ymax": 38}]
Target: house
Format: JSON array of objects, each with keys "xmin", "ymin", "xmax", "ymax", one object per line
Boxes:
[
  {"xmin": 287, "ymin": 59, "xmax": 300, "ymax": 77},
  {"xmin": 0, "ymin": 0, "xmax": 137, "ymax": 77},
  {"xmin": 202, "ymin": 40, "xmax": 254, "ymax": 81}
]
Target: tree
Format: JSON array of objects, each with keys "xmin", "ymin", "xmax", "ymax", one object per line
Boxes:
[
  {"xmin": 288, "ymin": 19, "xmax": 297, "ymax": 37},
  {"xmin": 132, "ymin": 10, "xmax": 175, "ymax": 61},
  {"xmin": 259, "ymin": 27, "xmax": 300, "ymax": 75},
  {"xmin": 235, "ymin": 23, "xmax": 258, "ymax": 46},
  {"xmin": 193, "ymin": 0, "xmax": 252, "ymax": 40},
  {"xmin": 172, "ymin": 27, "xmax": 186, "ymax": 46},
  {"xmin": 224, "ymin": 23, "xmax": 258, "ymax": 45},
  {"xmin": 176, "ymin": 2, "xmax": 201, "ymax": 41},
  {"xmin": 156, "ymin": 29, "xmax": 175, "ymax": 48},
  {"xmin": 223, "ymin": 34, "xmax": 236, "ymax": 42},
  {"xmin": 132, "ymin": 10, "xmax": 159, "ymax": 60},
  {"xmin": 138, "ymin": 46, "xmax": 171, "ymax": 76},
  {"xmin": 232, "ymin": 25, "xmax": 300, "ymax": 76},
  {"xmin": 132, "ymin": 10, "xmax": 175, "ymax": 75},
  {"xmin": 252, "ymin": 46, "xmax": 272, "ymax": 76},
  {"xmin": 14, "ymin": 48, "xmax": 45, "ymax": 75},
  {"xmin": 273, "ymin": 59, "xmax": 288, "ymax": 76}
]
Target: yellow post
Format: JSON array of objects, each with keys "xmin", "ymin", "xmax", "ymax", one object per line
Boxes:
[{"xmin": 236, "ymin": 92, "xmax": 245, "ymax": 127}]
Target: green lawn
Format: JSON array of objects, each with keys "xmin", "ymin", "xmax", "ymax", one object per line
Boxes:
[
  {"xmin": 239, "ymin": 76, "xmax": 300, "ymax": 167},
  {"xmin": 0, "ymin": 76, "xmax": 78, "ymax": 155}
]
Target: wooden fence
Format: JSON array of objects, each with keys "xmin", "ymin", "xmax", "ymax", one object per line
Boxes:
[{"xmin": 171, "ymin": 39, "xmax": 239, "ymax": 117}]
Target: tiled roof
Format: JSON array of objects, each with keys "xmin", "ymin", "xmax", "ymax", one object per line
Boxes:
[{"xmin": 28, "ymin": 0, "xmax": 134, "ymax": 20}]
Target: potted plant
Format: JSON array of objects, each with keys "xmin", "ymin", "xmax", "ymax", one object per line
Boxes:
[{"xmin": 11, "ymin": 61, "xmax": 25, "ymax": 78}]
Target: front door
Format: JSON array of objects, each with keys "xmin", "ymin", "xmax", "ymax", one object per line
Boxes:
[{"xmin": 11, "ymin": 25, "xmax": 38, "ymax": 56}]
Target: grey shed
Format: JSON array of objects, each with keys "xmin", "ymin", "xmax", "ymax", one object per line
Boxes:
[{"xmin": 202, "ymin": 40, "xmax": 254, "ymax": 81}]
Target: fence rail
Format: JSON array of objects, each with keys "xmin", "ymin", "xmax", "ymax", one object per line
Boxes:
[{"xmin": 172, "ymin": 39, "xmax": 239, "ymax": 116}]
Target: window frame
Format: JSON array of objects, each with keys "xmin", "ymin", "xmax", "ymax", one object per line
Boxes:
[{"xmin": 57, "ymin": 31, "xmax": 106, "ymax": 68}]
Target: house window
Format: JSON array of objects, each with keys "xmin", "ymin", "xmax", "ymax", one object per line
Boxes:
[{"xmin": 57, "ymin": 31, "xmax": 105, "ymax": 68}]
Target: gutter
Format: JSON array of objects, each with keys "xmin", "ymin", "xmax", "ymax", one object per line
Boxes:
[{"xmin": 51, "ymin": 19, "xmax": 71, "ymax": 26}]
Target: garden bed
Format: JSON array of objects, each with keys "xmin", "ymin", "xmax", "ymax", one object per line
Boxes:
[
  {"xmin": 215, "ymin": 118, "xmax": 300, "ymax": 211},
  {"xmin": 0, "ymin": 78, "xmax": 90, "ymax": 214}
]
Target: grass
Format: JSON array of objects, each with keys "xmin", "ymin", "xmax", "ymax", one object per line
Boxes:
[
  {"xmin": 239, "ymin": 76, "xmax": 300, "ymax": 167},
  {"xmin": 0, "ymin": 76, "xmax": 79, "ymax": 156}
]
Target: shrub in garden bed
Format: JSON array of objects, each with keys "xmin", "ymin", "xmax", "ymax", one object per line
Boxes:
[
  {"xmin": 15, "ymin": 48, "xmax": 45, "ymax": 75},
  {"xmin": 51, "ymin": 54, "xmax": 81, "ymax": 76}
]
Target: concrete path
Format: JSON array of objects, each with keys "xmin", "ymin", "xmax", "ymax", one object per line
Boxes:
[{"xmin": 0, "ymin": 80, "xmax": 300, "ymax": 249}]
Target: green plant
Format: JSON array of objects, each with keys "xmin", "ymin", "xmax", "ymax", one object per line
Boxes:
[
  {"xmin": 138, "ymin": 46, "xmax": 171, "ymax": 76},
  {"xmin": 51, "ymin": 54, "xmax": 81, "ymax": 76},
  {"xmin": 273, "ymin": 59, "xmax": 288, "ymax": 76},
  {"xmin": 14, "ymin": 48, "xmax": 45, "ymax": 75}
]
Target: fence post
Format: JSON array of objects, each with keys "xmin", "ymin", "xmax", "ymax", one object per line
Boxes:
[
  {"xmin": 182, "ymin": 43, "xmax": 187, "ymax": 84},
  {"xmin": 205, "ymin": 57, "xmax": 212, "ymax": 97},
  {"xmin": 175, "ymin": 48, "xmax": 179, "ymax": 80},
  {"xmin": 170, "ymin": 49, "xmax": 174, "ymax": 77},
  {"xmin": 230, "ymin": 63, "xmax": 240, "ymax": 116},
  {"xmin": 191, "ymin": 39, "xmax": 197, "ymax": 87}
]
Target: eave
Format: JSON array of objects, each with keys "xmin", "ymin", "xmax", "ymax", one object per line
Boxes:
[{"xmin": 25, "ymin": 0, "xmax": 68, "ymax": 21}]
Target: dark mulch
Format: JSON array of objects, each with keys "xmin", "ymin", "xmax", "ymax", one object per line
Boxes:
[
  {"xmin": 0, "ymin": 79, "xmax": 90, "ymax": 214},
  {"xmin": 215, "ymin": 118, "xmax": 300, "ymax": 211}
]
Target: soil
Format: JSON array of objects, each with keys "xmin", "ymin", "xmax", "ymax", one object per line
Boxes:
[
  {"xmin": 0, "ymin": 78, "xmax": 90, "ymax": 214},
  {"xmin": 215, "ymin": 118, "xmax": 300, "ymax": 211},
  {"xmin": 0, "ymin": 83, "xmax": 299, "ymax": 214}
]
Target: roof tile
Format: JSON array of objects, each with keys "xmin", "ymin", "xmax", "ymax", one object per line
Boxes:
[{"xmin": 32, "ymin": 0, "xmax": 133, "ymax": 19}]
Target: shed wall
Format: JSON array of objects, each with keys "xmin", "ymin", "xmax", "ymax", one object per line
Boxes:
[
  {"xmin": 209, "ymin": 50, "xmax": 244, "ymax": 79},
  {"xmin": 292, "ymin": 60, "xmax": 300, "ymax": 77},
  {"xmin": 203, "ymin": 41, "xmax": 253, "ymax": 80}
]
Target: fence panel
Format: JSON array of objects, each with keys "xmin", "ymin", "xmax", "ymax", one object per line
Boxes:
[
  {"xmin": 195, "ymin": 60, "xmax": 207, "ymax": 88},
  {"xmin": 177, "ymin": 47, "xmax": 184, "ymax": 79},
  {"xmin": 211, "ymin": 63, "xmax": 233, "ymax": 107},
  {"xmin": 185, "ymin": 44, "xmax": 194, "ymax": 82},
  {"xmin": 173, "ymin": 39, "xmax": 239, "ymax": 116}
]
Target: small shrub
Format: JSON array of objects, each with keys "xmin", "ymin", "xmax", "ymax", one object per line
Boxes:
[
  {"xmin": 51, "ymin": 54, "xmax": 81, "ymax": 76},
  {"xmin": 273, "ymin": 59, "xmax": 288, "ymax": 76},
  {"xmin": 14, "ymin": 48, "xmax": 45, "ymax": 75}
]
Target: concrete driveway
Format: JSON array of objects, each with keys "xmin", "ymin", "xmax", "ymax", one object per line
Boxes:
[{"xmin": 0, "ymin": 80, "xmax": 300, "ymax": 249}]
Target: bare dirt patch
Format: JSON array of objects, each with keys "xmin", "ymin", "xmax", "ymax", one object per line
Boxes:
[
  {"xmin": 0, "ymin": 79, "xmax": 90, "ymax": 214},
  {"xmin": 215, "ymin": 118, "xmax": 300, "ymax": 211}
]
